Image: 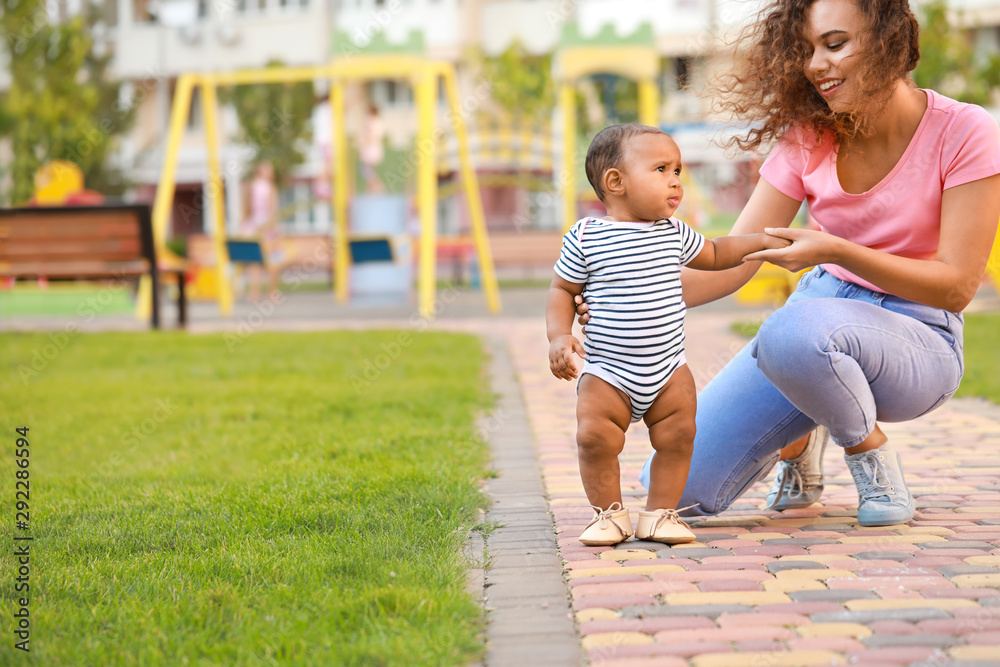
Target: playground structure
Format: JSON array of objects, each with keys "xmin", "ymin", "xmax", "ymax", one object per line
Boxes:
[
  {"xmin": 554, "ymin": 23, "xmax": 661, "ymax": 232},
  {"xmin": 147, "ymin": 56, "xmax": 501, "ymax": 319}
]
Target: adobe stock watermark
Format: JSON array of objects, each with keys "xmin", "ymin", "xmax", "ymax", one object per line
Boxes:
[{"xmin": 348, "ymin": 283, "xmax": 463, "ymax": 393}]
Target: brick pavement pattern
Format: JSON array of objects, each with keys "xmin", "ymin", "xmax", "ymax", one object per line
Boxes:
[{"xmin": 500, "ymin": 311, "xmax": 1000, "ymax": 667}]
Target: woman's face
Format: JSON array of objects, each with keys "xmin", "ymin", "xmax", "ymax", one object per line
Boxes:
[{"xmin": 802, "ymin": 0, "xmax": 866, "ymax": 113}]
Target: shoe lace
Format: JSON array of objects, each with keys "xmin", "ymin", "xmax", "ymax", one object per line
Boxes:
[
  {"xmin": 649, "ymin": 504, "xmax": 698, "ymax": 532},
  {"xmin": 767, "ymin": 461, "xmax": 805, "ymax": 509},
  {"xmin": 851, "ymin": 452, "xmax": 893, "ymax": 502},
  {"xmin": 587, "ymin": 502, "xmax": 627, "ymax": 536}
]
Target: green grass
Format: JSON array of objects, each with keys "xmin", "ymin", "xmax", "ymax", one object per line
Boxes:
[
  {"xmin": 954, "ymin": 312, "xmax": 1000, "ymax": 402},
  {"xmin": 0, "ymin": 330, "xmax": 491, "ymax": 666},
  {"xmin": 0, "ymin": 283, "xmax": 135, "ymax": 316},
  {"xmin": 730, "ymin": 312, "xmax": 1000, "ymax": 403}
]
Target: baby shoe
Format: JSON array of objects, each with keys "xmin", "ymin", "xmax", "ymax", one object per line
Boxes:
[
  {"xmin": 635, "ymin": 507, "xmax": 696, "ymax": 544},
  {"xmin": 579, "ymin": 502, "xmax": 633, "ymax": 546}
]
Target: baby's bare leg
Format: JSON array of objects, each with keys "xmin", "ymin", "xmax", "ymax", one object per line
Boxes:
[
  {"xmin": 643, "ymin": 365, "xmax": 697, "ymax": 511},
  {"xmin": 576, "ymin": 374, "xmax": 632, "ymax": 510}
]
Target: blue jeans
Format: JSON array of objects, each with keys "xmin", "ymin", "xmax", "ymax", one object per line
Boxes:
[{"xmin": 639, "ymin": 266, "xmax": 965, "ymax": 516}]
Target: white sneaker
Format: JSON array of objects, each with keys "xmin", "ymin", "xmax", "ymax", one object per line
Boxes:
[{"xmin": 766, "ymin": 425, "xmax": 828, "ymax": 510}]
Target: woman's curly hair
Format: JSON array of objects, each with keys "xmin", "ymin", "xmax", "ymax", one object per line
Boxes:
[{"xmin": 714, "ymin": 0, "xmax": 920, "ymax": 152}]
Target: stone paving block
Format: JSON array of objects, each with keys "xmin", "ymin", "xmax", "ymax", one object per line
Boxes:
[
  {"xmin": 573, "ymin": 595, "xmax": 656, "ymax": 611},
  {"xmin": 598, "ymin": 549, "xmax": 657, "ymax": 561},
  {"xmin": 734, "ymin": 639, "xmax": 787, "ymax": 652},
  {"xmin": 845, "ymin": 646, "xmax": 941, "ymax": 664},
  {"xmin": 587, "ymin": 641, "xmax": 732, "ymax": 660},
  {"xmin": 564, "ymin": 559, "xmax": 618, "ymax": 570},
  {"xmin": 566, "ymin": 574, "xmax": 651, "ymax": 587},
  {"xmin": 571, "ymin": 581, "xmax": 674, "ymax": 598},
  {"xmin": 811, "ymin": 608, "xmax": 952, "ymax": 623},
  {"xmin": 862, "ymin": 633, "xmax": 958, "ymax": 647},
  {"xmin": 774, "ymin": 568, "xmax": 857, "ymax": 581},
  {"xmin": 766, "ymin": 560, "xmax": 829, "ymax": 573},
  {"xmin": 845, "ymin": 598, "xmax": 977, "ymax": 611},
  {"xmin": 762, "ymin": 579, "xmax": 828, "ymax": 593},
  {"xmin": 939, "ymin": 565, "xmax": 1000, "ymax": 577},
  {"xmin": 965, "ymin": 631, "xmax": 1000, "ymax": 644},
  {"xmin": 949, "ymin": 645, "xmax": 1000, "ymax": 660},
  {"xmin": 567, "ymin": 564, "xmax": 684, "ymax": 578},
  {"xmin": 650, "ymin": 569, "xmax": 771, "ymax": 583},
  {"xmin": 589, "ymin": 657, "xmax": 688, "ymax": 667},
  {"xmin": 716, "ymin": 611, "xmax": 811, "ymax": 627},
  {"xmin": 579, "ymin": 616, "xmax": 717, "ymax": 634},
  {"xmin": 689, "ymin": 649, "xmax": 847, "ymax": 666},
  {"xmin": 576, "ymin": 608, "xmax": 619, "ymax": 621},
  {"xmin": 920, "ymin": 541, "xmax": 998, "ymax": 550},
  {"xmin": 854, "ymin": 551, "xmax": 915, "ymax": 561},
  {"xmin": 827, "ymin": 575, "xmax": 953, "ymax": 590},
  {"xmin": 757, "ymin": 601, "xmax": 847, "ymax": 615},
  {"xmin": 763, "ymin": 538, "xmax": 840, "ymax": 547},
  {"xmin": 698, "ymin": 579, "xmax": 764, "ymax": 592},
  {"xmin": 801, "ymin": 523, "xmax": 856, "ymax": 532},
  {"xmin": 663, "ymin": 591, "xmax": 791, "ymax": 606},
  {"xmin": 580, "ymin": 631, "xmax": 654, "ymax": 649},
  {"xmin": 487, "ymin": 640, "xmax": 582, "ymax": 666},
  {"xmin": 788, "ymin": 636, "xmax": 867, "ymax": 652},
  {"xmin": 621, "ymin": 603, "xmax": 753, "ymax": 618},
  {"xmin": 867, "ymin": 619, "xmax": 919, "ymax": 635},
  {"xmin": 655, "ymin": 547, "xmax": 732, "ymax": 559},
  {"xmin": 796, "ymin": 621, "xmax": 872, "ymax": 638},
  {"xmin": 652, "ymin": 625, "xmax": 798, "ymax": 643},
  {"xmin": 953, "ymin": 574, "xmax": 1000, "ymax": 588},
  {"xmin": 732, "ymin": 545, "xmax": 810, "ymax": 557}
]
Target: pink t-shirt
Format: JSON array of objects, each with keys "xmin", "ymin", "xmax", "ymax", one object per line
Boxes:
[{"xmin": 759, "ymin": 89, "xmax": 1000, "ymax": 293}]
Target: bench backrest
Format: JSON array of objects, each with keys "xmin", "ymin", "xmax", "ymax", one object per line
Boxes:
[{"xmin": 0, "ymin": 205, "xmax": 155, "ymax": 279}]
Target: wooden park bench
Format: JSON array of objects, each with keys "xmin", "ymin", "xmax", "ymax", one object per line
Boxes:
[{"xmin": 0, "ymin": 204, "xmax": 187, "ymax": 329}]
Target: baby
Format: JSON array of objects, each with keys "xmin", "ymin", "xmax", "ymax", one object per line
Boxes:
[{"xmin": 546, "ymin": 123, "xmax": 790, "ymax": 545}]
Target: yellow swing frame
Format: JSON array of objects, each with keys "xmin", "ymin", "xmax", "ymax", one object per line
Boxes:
[{"xmin": 143, "ymin": 57, "xmax": 501, "ymax": 320}]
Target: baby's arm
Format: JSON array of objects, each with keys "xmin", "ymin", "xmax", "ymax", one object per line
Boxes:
[
  {"xmin": 686, "ymin": 233, "xmax": 792, "ymax": 271},
  {"xmin": 546, "ymin": 275, "xmax": 587, "ymax": 380}
]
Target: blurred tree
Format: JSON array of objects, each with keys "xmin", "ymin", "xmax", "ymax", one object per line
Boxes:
[
  {"xmin": 913, "ymin": 0, "xmax": 999, "ymax": 105},
  {"xmin": 0, "ymin": 1, "xmax": 134, "ymax": 204},
  {"xmin": 221, "ymin": 59, "xmax": 315, "ymax": 185},
  {"xmin": 483, "ymin": 42, "xmax": 555, "ymax": 121}
]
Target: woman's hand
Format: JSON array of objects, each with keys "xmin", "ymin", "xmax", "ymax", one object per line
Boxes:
[
  {"xmin": 742, "ymin": 227, "xmax": 846, "ymax": 273},
  {"xmin": 573, "ymin": 294, "xmax": 590, "ymax": 329}
]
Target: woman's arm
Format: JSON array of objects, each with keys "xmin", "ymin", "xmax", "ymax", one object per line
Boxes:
[
  {"xmin": 681, "ymin": 179, "xmax": 803, "ymax": 307},
  {"xmin": 746, "ymin": 174, "xmax": 1000, "ymax": 312}
]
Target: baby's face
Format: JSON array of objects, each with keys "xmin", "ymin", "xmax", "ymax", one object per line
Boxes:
[{"xmin": 619, "ymin": 134, "xmax": 684, "ymax": 222}]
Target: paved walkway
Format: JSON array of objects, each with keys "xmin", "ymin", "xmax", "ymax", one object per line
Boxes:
[{"xmin": 494, "ymin": 311, "xmax": 1000, "ymax": 667}]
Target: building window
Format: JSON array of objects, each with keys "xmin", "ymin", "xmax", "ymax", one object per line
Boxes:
[
  {"xmin": 367, "ymin": 80, "xmax": 413, "ymax": 109},
  {"xmin": 675, "ymin": 57, "xmax": 691, "ymax": 90}
]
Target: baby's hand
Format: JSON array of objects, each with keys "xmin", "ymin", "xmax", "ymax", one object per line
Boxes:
[
  {"xmin": 761, "ymin": 234, "xmax": 793, "ymax": 250},
  {"xmin": 549, "ymin": 334, "xmax": 586, "ymax": 380}
]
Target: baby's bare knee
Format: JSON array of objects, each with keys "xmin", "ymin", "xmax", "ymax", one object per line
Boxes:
[
  {"xmin": 577, "ymin": 417, "xmax": 625, "ymax": 457},
  {"xmin": 650, "ymin": 417, "xmax": 695, "ymax": 457}
]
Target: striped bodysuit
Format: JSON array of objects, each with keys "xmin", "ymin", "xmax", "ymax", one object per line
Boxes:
[{"xmin": 555, "ymin": 216, "xmax": 706, "ymax": 423}]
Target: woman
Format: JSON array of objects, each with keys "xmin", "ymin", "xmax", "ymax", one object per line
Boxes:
[{"xmin": 577, "ymin": 0, "xmax": 1000, "ymax": 526}]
